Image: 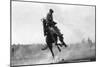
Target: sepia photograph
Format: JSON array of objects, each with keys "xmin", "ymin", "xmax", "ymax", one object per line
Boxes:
[{"xmin": 11, "ymin": 0, "xmax": 96, "ymax": 66}]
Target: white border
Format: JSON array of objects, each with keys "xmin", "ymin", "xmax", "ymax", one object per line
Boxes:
[{"xmin": 0, "ymin": 0, "xmax": 99, "ymax": 67}]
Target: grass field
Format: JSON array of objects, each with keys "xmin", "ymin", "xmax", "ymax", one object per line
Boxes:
[{"xmin": 11, "ymin": 39, "xmax": 96, "ymax": 66}]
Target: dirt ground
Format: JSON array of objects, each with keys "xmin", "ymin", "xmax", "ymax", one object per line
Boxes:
[{"xmin": 11, "ymin": 40, "xmax": 96, "ymax": 66}]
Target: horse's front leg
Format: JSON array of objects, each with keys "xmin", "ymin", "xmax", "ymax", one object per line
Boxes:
[
  {"xmin": 55, "ymin": 42, "xmax": 61, "ymax": 52},
  {"xmin": 59, "ymin": 36, "xmax": 67, "ymax": 47},
  {"xmin": 55, "ymin": 35, "xmax": 61, "ymax": 52}
]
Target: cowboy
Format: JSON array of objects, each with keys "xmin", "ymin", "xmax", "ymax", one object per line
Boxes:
[{"xmin": 46, "ymin": 9, "xmax": 67, "ymax": 47}]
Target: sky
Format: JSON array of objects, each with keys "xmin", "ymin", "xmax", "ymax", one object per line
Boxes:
[{"xmin": 12, "ymin": 1, "xmax": 95, "ymax": 44}]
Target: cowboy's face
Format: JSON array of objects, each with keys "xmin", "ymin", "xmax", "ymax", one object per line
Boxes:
[
  {"xmin": 49, "ymin": 10, "xmax": 53, "ymax": 14},
  {"xmin": 50, "ymin": 11, "xmax": 53, "ymax": 14}
]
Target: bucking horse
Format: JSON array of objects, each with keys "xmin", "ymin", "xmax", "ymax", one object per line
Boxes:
[{"xmin": 41, "ymin": 18, "xmax": 67, "ymax": 58}]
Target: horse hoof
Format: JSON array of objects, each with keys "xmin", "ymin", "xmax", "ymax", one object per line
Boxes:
[{"xmin": 64, "ymin": 45, "xmax": 68, "ymax": 47}]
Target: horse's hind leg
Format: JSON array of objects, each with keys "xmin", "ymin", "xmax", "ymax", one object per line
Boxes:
[{"xmin": 48, "ymin": 43, "xmax": 54, "ymax": 58}]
